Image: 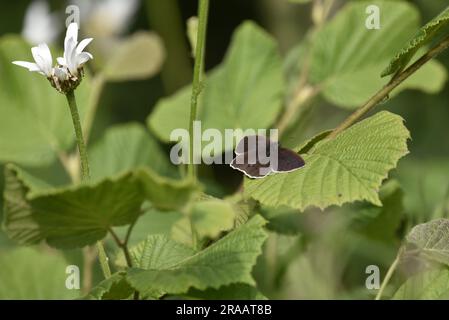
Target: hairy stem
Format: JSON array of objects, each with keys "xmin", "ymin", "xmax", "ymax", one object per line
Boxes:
[
  {"xmin": 188, "ymin": 0, "xmax": 210, "ymax": 179},
  {"xmin": 65, "ymin": 90, "xmax": 111, "ymax": 280},
  {"xmin": 330, "ymin": 35, "xmax": 449, "ymax": 139},
  {"xmin": 66, "ymin": 91, "xmax": 90, "ymax": 180}
]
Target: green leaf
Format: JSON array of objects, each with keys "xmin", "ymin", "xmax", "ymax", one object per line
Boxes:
[
  {"xmin": 348, "ymin": 180, "xmax": 404, "ymax": 243},
  {"xmin": 126, "ymin": 215, "xmax": 268, "ymax": 296},
  {"xmin": 0, "ymin": 247, "xmax": 79, "ymax": 299},
  {"xmin": 0, "ymin": 36, "xmax": 91, "ymax": 166},
  {"xmin": 383, "ymin": 6, "xmax": 449, "ymax": 77},
  {"xmin": 84, "ymin": 273, "xmax": 134, "ymax": 300},
  {"xmin": 393, "ymin": 268, "xmax": 449, "ymax": 299},
  {"xmin": 406, "ymin": 218, "xmax": 449, "ymax": 266},
  {"xmin": 114, "ymin": 208, "xmax": 183, "ymax": 248},
  {"xmin": 130, "ymin": 234, "xmax": 195, "ymax": 270},
  {"xmin": 103, "ymin": 31, "xmax": 165, "ymax": 81},
  {"xmin": 3, "ymin": 164, "xmax": 143, "ymax": 249},
  {"xmin": 138, "ymin": 168, "xmax": 199, "ymax": 211},
  {"xmin": 171, "ymin": 199, "xmax": 237, "ymax": 246},
  {"xmin": 309, "ymin": 1, "xmax": 447, "ymax": 109},
  {"xmin": 89, "ymin": 123, "xmax": 176, "ymax": 180},
  {"xmin": 148, "ymin": 21, "xmax": 283, "ymax": 153},
  {"xmin": 3, "ymin": 164, "xmax": 197, "ymax": 249},
  {"xmin": 245, "ymin": 111, "xmax": 410, "ymax": 210},
  {"xmin": 186, "ymin": 284, "xmax": 267, "ymax": 300}
]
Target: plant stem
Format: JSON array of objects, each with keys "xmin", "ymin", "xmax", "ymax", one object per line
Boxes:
[
  {"xmin": 96, "ymin": 241, "xmax": 112, "ymax": 279},
  {"xmin": 188, "ymin": 0, "xmax": 210, "ymax": 180},
  {"xmin": 66, "ymin": 90, "xmax": 90, "ymax": 180},
  {"xmin": 108, "ymin": 228, "xmax": 134, "ymax": 268},
  {"xmin": 108, "ymin": 226, "xmax": 139, "ymax": 300},
  {"xmin": 65, "ymin": 90, "xmax": 112, "ymax": 280},
  {"xmin": 375, "ymin": 250, "xmax": 402, "ymax": 300},
  {"xmin": 330, "ymin": 35, "xmax": 449, "ymax": 139},
  {"xmin": 276, "ymin": 0, "xmax": 332, "ymax": 136}
]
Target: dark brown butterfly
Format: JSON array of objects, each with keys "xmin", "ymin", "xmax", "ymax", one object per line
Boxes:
[{"xmin": 230, "ymin": 135, "xmax": 305, "ymax": 179}]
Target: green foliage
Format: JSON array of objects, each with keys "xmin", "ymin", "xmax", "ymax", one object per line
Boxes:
[
  {"xmin": 171, "ymin": 199, "xmax": 237, "ymax": 246},
  {"xmin": 308, "ymin": 0, "xmax": 446, "ymax": 108},
  {"xmin": 89, "ymin": 123, "xmax": 176, "ymax": 180},
  {"xmin": 0, "ymin": 36, "xmax": 91, "ymax": 166},
  {"xmin": 126, "ymin": 215, "xmax": 267, "ymax": 296},
  {"xmin": 347, "ymin": 180, "xmax": 404, "ymax": 243},
  {"xmin": 393, "ymin": 268, "xmax": 449, "ymax": 299},
  {"xmin": 245, "ymin": 111, "xmax": 410, "ymax": 210},
  {"xmin": 3, "ymin": 164, "xmax": 143, "ymax": 249},
  {"xmin": 103, "ymin": 32, "xmax": 165, "ymax": 82},
  {"xmin": 2, "ymin": 164, "xmax": 196, "ymax": 249},
  {"xmin": 148, "ymin": 21, "xmax": 284, "ymax": 153},
  {"xmin": 406, "ymin": 218, "xmax": 449, "ymax": 266},
  {"xmin": 383, "ymin": 6, "xmax": 449, "ymax": 77},
  {"xmin": 84, "ymin": 273, "xmax": 134, "ymax": 300},
  {"xmin": 186, "ymin": 284, "xmax": 267, "ymax": 300},
  {"xmin": 1, "ymin": 0, "xmax": 449, "ymax": 301},
  {"xmin": 0, "ymin": 247, "xmax": 79, "ymax": 299}
]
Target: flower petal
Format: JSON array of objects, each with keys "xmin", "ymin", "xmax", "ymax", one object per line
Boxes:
[
  {"xmin": 57, "ymin": 57, "xmax": 66, "ymax": 65},
  {"xmin": 76, "ymin": 52, "xmax": 93, "ymax": 66},
  {"xmin": 12, "ymin": 61, "xmax": 41, "ymax": 72},
  {"xmin": 31, "ymin": 46, "xmax": 48, "ymax": 74},
  {"xmin": 65, "ymin": 23, "xmax": 78, "ymax": 48},
  {"xmin": 37, "ymin": 43, "xmax": 53, "ymax": 75},
  {"xmin": 65, "ymin": 37, "xmax": 78, "ymax": 74},
  {"xmin": 76, "ymin": 38, "xmax": 93, "ymax": 54}
]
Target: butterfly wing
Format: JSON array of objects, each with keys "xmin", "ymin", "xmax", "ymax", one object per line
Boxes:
[
  {"xmin": 230, "ymin": 152, "xmax": 272, "ymax": 178},
  {"xmin": 235, "ymin": 135, "xmax": 272, "ymax": 155},
  {"xmin": 271, "ymin": 148, "xmax": 305, "ymax": 173}
]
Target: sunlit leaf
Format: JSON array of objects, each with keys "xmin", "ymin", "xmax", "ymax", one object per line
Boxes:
[
  {"xmin": 393, "ymin": 268, "xmax": 449, "ymax": 299},
  {"xmin": 245, "ymin": 111, "xmax": 410, "ymax": 210},
  {"xmin": 406, "ymin": 218, "xmax": 449, "ymax": 266}
]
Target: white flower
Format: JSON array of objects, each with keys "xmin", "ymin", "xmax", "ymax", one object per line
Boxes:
[
  {"xmin": 22, "ymin": 0, "xmax": 61, "ymax": 45},
  {"xmin": 57, "ymin": 23, "xmax": 93, "ymax": 76},
  {"xmin": 12, "ymin": 22, "xmax": 94, "ymax": 94},
  {"xmin": 12, "ymin": 43, "xmax": 53, "ymax": 77}
]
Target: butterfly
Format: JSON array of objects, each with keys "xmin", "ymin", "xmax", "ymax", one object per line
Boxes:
[{"xmin": 230, "ymin": 135, "xmax": 305, "ymax": 179}]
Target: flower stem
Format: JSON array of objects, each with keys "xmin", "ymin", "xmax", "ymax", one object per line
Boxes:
[
  {"xmin": 65, "ymin": 90, "xmax": 112, "ymax": 280},
  {"xmin": 188, "ymin": 0, "xmax": 210, "ymax": 180},
  {"xmin": 66, "ymin": 90, "xmax": 90, "ymax": 181},
  {"xmin": 330, "ymin": 35, "xmax": 449, "ymax": 139}
]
